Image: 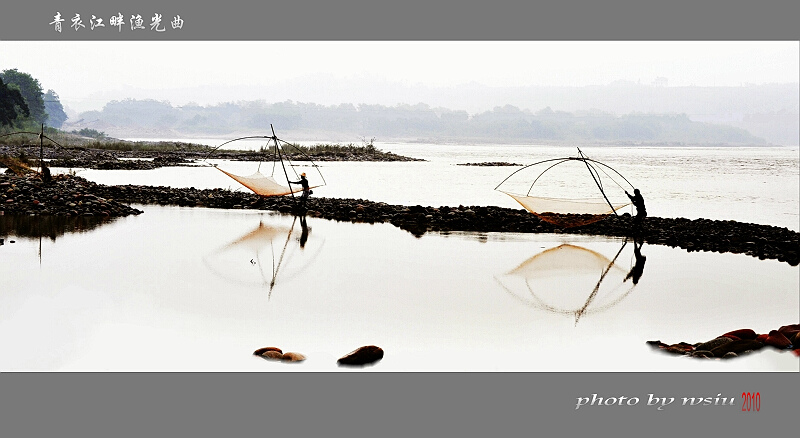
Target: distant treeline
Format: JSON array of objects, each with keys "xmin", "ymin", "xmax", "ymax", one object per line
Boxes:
[{"xmin": 74, "ymin": 98, "xmax": 766, "ymax": 145}]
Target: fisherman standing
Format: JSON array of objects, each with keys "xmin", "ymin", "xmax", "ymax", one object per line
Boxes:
[
  {"xmin": 289, "ymin": 172, "xmax": 311, "ymax": 206},
  {"xmin": 625, "ymin": 188, "xmax": 646, "ymax": 225}
]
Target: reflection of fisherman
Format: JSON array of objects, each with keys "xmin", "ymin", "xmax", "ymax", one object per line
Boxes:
[
  {"xmin": 625, "ymin": 188, "xmax": 647, "ymax": 225},
  {"xmin": 299, "ymin": 214, "xmax": 309, "ymax": 248},
  {"xmin": 289, "ymin": 173, "xmax": 311, "ymax": 206},
  {"xmin": 624, "ymin": 239, "xmax": 646, "ymax": 285}
]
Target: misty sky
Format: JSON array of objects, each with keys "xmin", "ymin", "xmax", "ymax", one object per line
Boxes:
[{"xmin": 2, "ymin": 41, "xmax": 798, "ymax": 113}]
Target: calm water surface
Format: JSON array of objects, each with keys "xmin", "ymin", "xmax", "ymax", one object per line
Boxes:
[{"xmin": 1, "ymin": 206, "xmax": 797, "ymax": 371}]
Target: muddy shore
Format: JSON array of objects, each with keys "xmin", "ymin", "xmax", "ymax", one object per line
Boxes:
[{"xmin": 1, "ymin": 172, "xmax": 797, "ymax": 266}]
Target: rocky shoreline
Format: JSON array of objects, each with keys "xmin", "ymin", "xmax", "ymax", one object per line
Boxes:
[
  {"xmin": 1, "ymin": 172, "xmax": 798, "ymax": 266},
  {"xmin": 1, "ymin": 173, "xmax": 143, "ymax": 217},
  {"xmin": 0, "ymin": 143, "xmax": 422, "ymax": 171},
  {"xmin": 649, "ymin": 325, "xmax": 799, "ymax": 360}
]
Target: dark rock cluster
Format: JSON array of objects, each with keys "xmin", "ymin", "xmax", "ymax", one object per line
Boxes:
[
  {"xmin": 648, "ymin": 325, "xmax": 800, "ymax": 360},
  {"xmin": 252, "ymin": 347, "xmax": 306, "ymax": 363},
  {"xmin": 252, "ymin": 345, "xmax": 385, "ymax": 367},
  {"xmin": 0, "ymin": 173, "xmax": 142, "ymax": 217}
]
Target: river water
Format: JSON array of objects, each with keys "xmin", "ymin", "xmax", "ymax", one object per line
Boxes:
[
  {"xmin": 92, "ymin": 140, "xmax": 800, "ymax": 231},
  {"xmin": 0, "ymin": 142, "xmax": 798, "ymax": 371}
]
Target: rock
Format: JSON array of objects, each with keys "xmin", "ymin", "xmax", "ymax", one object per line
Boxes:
[
  {"xmin": 711, "ymin": 339, "xmax": 764, "ymax": 357},
  {"xmin": 778, "ymin": 324, "xmax": 800, "ymax": 340},
  {"xmin": 646, "ymin": 340, "xmax": 668, "ymax": 348},
  {"xmin": 721, "ymin": 329, "xmax": 757, "ymax": 340},
  {"xmin": 691, "ymin": 350, "xmax": 714, "ymax": 358},
  {"xmin": 253, "ymin": 346, "xmax": 283, "ymax": 356},
  {"xmin": 261, "ymin": 351, "xmax": 284, "ymax": 360},
  {"xmin": 695, "ymin": 337, "xmax": 734, "ymax": 352},
  {"xmin": 281, "ymin": 352, "xmax": 306, "ymax": 362},
  {"xmin": 764, "ymin": 330, "xmax": 792, "ymax": 349},
  {"xmin": 337, "ymin": 345, "xmax": 384, "ymax": 366},
  {"xmin": 665, "ymin": 345, "xmax": 691, "ymax": 355}
]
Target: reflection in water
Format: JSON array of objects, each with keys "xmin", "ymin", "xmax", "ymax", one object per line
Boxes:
[
  {"xmin": 203, "ymin": 214, "xmax": 324, "ymax": 296},
  {"xmin": 0, "ymin": 214, "xmax": 117, "ymax": 241},
  {"xmin": 495, "ymin": 239, "xmax": 646, "ymax": 324},
  {"xmin": 624, "ymin": 238, "xmax": 647, "ymax": 285}
]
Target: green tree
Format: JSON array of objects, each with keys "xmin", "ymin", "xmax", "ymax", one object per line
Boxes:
[
  {"xmin": 0, "ymin": 68, "xmax": 47, "ymax": 125},
  {"xmin": 44, "ymin": 89, "xmax": 68, "ymax": 128},
  {"xmin": 0, "ymin": 77, "xmax": 30, "ymax": 127}
]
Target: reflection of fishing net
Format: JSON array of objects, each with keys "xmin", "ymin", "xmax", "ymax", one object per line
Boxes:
[
  {"xmin": 202, "ymin": 217, "xmax": 323, "ymax": 295},
  {"xmin": 495, "ymin": 150, "xmax": 634, "ymax": 228},
  {"xmin": 496, "ymin": 242, "xmax": 638, "ymax": 324}
]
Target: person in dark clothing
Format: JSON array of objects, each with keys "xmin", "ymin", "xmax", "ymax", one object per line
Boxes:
[
  {"xmin": 289, "ymin": 173, "xmax": 311, "ymax": 206},
  {"xmin": 41, "ymin": 165, "xmax": 51, "ymax": 184},
  {"xmin": 625, "ymin": 188, "xmax": 646, "ymax": 225}
]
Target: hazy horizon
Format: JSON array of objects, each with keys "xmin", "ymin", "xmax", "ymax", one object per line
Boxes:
[{"xmin": 2, "ymin": 41, "xmax": 798, "ymax": 114}]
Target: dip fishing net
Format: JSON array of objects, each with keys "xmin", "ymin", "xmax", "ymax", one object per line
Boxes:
[
  {"xmin": 495, "ymin": 149, "xmax": 635, "ymax": 228},
  {"xmin": 214, "ymin": 168, "xmax": 308, "ymax": 198},
  {"xmin": 204, "ymin": 126, "xmax": 325, "ymax": 198}
]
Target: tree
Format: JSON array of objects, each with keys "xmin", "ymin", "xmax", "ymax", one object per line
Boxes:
[
  {"xmin": 44, "ymin": 89, "xmax": 68, "ymax": 128},
  {"xmin": 0, "ymin": 77, "xmax": 30, "ymax": 127},
  {"xmin": 0, "ymin": 68, "xmax": 47, "ymax": 125}
]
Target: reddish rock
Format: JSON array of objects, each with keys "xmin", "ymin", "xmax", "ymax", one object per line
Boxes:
[
  {"xmin": 764, "ymin": 330, "xmax": 792, "ymax": 349},
  {"xmin": 695, "ymin": 337, "xmax": 733, "ymax": 352},
  {"xmin": 756, "ymin": 334, "xmax": 768, "ymax": 343},
  {"xmin": 691, "ymin": 351, "xmax": 714, "ymax": 358},
  {"xmin": 711, "ymin": 339, "xmax": 764, "ymax": 358},
  {"xmin": 261, "ymin": 351, "xmax": 284, "ymax": 360},
  {"xmin": 665, "ymin": 346, "xmax": 690, "ymax": 355},
  {"xmin": 778, "ymin": 324, "xmax": 800, "ymax": 339},
  {"xmin": 778, "ymin": 324, "xmax": 800, "ymax": 333},
  {"xmin": 337, "ymin": 345, "xmax": 385, "ymax": 366},
  {"xmin": 722, "ymin": 329, "xmax": 757, "ymax": 340},
  {"xmin": 253, "ymin": 346, "xmax": 283, "ymax": 356},
  {"xmin": 281, "ymin": 352, "xmax": 306, "ymax": 362},
  {"xmin": 646, "ymin": 340, "xmax": 669, "ymax": 349},
  {"xmin": 666, "ymin": 343, "xmax": 694, "ymax": 354}
]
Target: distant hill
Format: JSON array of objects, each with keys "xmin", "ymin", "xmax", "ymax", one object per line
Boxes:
[{"xmin": 64, "ymin": 97, "xmax": 774, "ymax": 146}]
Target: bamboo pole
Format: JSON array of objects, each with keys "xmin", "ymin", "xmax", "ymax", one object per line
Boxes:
[
  {"xmin": 272, "ymin": 124, "xmax": 297, "ymax": 202},
  {"xmin": 578, "ymin": 147, "xmax": 618, "ymax": 216}
]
